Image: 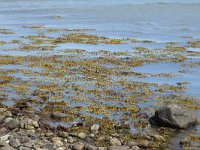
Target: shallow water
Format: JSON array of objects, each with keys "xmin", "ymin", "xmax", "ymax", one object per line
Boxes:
[{"xmin": 0, "ymin": 0, "xmax": 200, "ymax": 148}]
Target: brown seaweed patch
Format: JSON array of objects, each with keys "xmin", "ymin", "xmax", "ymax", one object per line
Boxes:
[
  {"xmin": 20, "ymin": 44, "xmax": 57, "ymax": 51},
  {"xmin": 0, "ymin": 28, "xmax": 13, "ymax": 34},
  {"xmin": 188, "ymin": 40, "xmax": 200, "ymax": 48},
  {"xmin": 51, "ymin": 33, "xmax": 123, "ymax": 45}
]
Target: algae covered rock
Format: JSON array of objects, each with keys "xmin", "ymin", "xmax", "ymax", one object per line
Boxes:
[{"xmin": 149, "ymin": 105, "xmax": 197, "ymax": 129}]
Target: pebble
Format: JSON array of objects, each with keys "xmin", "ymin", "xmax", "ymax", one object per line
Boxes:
[
  {"xmin": 90, "ymin": 124, "xmax": 100, "ymax": 134},
  {"xmin": 68, "ymin": 136, "xmax": 76, "ymax": 144},
  {"xmin": 45, "ymin": 132, "xmax": 54, "ymax": 137},
  {"xmin": 137, "ymin": 140, "xmax": 151, "ymax": 148},
  {"xmin": 73, "ymin": 142, "xmax": 85, "ymax": 150},
  {"xmin": 109, "ymin": 137, "xmax": 121, "ymax": 146},
  {"xmin": 23, "ymin": 141, "xmax": 33, "ymax": 148},
  {"xmin": 52, "ymin": 137, "xmax": 62, "ymax": 142},
  {"xmin": 89, "ymin": 133, "xmax": 95, "ymax": 138},
  {"xmin": 127, "ymin": 141, "xmax": 137, "ymax": 147},
  {"xmin": 131, "ymin": 146, "xmax": 140, "ymax": 150},
  {"xmin": 54, "ymin": 140, "xmax": 64, "ymax": 148},
  {"xmin": 108, "ymin": 146, "xmax": 129, "ymax": 150},
  {"xmin": 78, "ymin": 132, "xmax": 86, "ymax": 139}
]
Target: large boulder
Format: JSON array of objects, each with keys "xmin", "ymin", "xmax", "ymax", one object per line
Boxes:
[{"xmin": 149, "ymin": 105, "xmax": 197, "ymax": 129}]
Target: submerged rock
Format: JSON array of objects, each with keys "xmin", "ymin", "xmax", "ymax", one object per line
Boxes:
[{"xmin": 149, "ymin": 105, "xmax": 197, "ymax": 129}]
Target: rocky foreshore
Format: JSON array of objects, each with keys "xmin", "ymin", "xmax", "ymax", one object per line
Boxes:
[
  {"xmin": 0, "ymin": 107, "xmax": 141, "ymax": 150},
  {"xmin": 0, "ymin": 105, "xmax": 199, "ymax": 150}
]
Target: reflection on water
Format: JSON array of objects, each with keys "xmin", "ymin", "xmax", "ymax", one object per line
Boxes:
[{"xmin": 0, "ymin": 1, "xmax": 200, "ymax": 148}]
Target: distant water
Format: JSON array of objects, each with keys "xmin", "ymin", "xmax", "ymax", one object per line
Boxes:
[{"xmin": 1, "ymin": 0, "xmax": 200, "ymax": 41}]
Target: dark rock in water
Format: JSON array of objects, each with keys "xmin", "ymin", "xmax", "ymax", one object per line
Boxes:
[
  {"xmin": 149, "ymin": 105, "xmax": 197, "ymax": 129},
  {"xmin": 50, "ymin": 112, "xmax": 67, "ymax": 119}
]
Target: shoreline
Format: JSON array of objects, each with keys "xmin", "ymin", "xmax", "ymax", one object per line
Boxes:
[{"xmin": 0, "ymin": 105, "xmax": 199, "ymax": 150}]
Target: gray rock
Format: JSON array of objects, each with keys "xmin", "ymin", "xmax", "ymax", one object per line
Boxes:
[
  {"xmin": 4, "ymin": 117, "xmax": 13, "ymax": 124},
  {"xmin": 73, "ymin": 142, "xmax": 84, "ymax": 150},
  {"xmin": 51, "ymin": 112, "xmax": 67, "ymax": 119},
  {"xmin": 109, "ymin": 137, "xmax": 121, "ymax": 146},
  {"xmin": 149, "ymin": 105, "xmax": 197, "ymax": 129},
  {"xmin": 9, "ymin": 137, "xmax": 21, "ymax": 148},
  {"xmin": 6, "ymin": 118, "xmax": 20, "ymax": 130},
  {"xmin": 108, "ymin": 146, "xmax": 130, "ymax": 150}
]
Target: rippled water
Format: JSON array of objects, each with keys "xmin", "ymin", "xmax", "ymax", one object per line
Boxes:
[
  {"xmin": 0, "ymin": 1, "xmax": 200, "ymax": 148},
  {"xmin": 1, "ymin": 0, "xmax": 200, "ymax": 95}
]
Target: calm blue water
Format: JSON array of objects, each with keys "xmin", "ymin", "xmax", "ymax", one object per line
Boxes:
[{"xmin": 1, "ymin": 0, "xmax": 200, "ymax": 41}]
